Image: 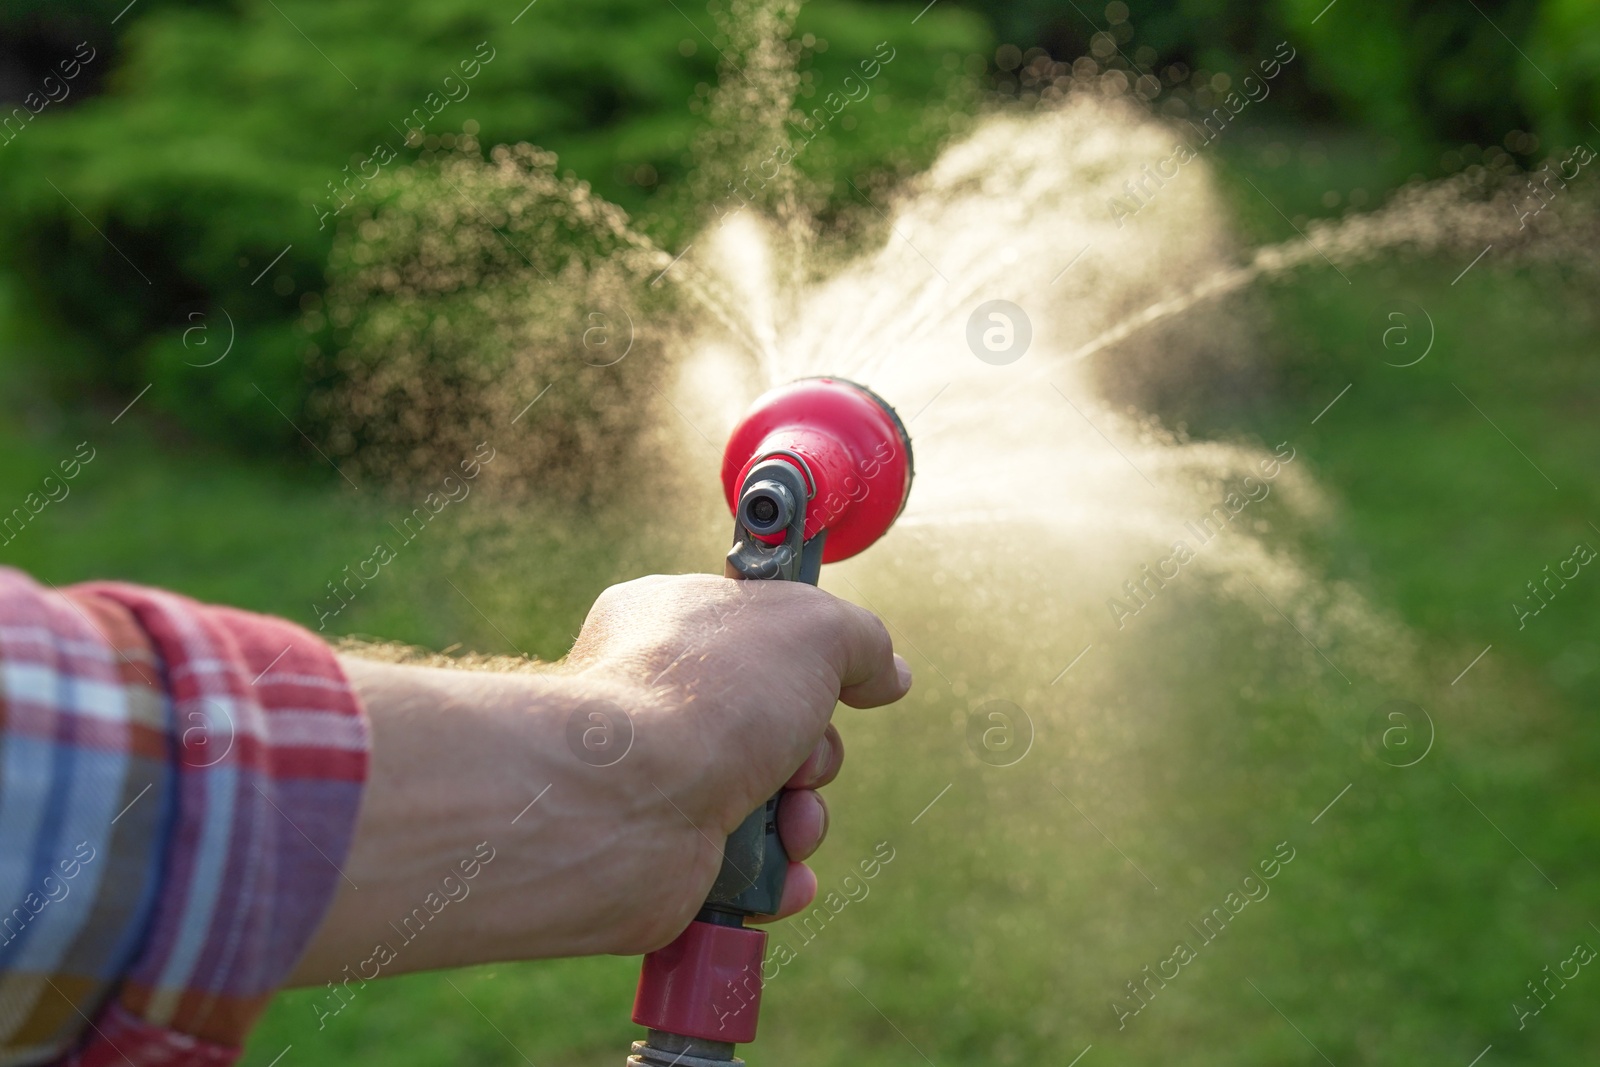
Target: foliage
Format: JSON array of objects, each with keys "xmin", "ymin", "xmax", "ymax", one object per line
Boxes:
[
  {"xmin": 967, "ymin": 0, "xmax": 1576, "ymax": 154},
  {"xmin": 0, "ymin": 0, "xmax": 1591, "ymax": 466},
  {"xmin": 0, "ymin": 0, "xmax": 988, "ymax": 453},
  {"xmin": 315, "ymin": 139, "xmax": 684, "ymax": 500}
]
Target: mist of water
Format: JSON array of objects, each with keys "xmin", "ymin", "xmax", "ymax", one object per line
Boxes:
[
  {"xmin": 315, "ymin": 0, "xmax": 1567, "ymax": 792},
  {"xmin": 319, "ymin": 10, "xmax": 1596, "ymax": 1057}
]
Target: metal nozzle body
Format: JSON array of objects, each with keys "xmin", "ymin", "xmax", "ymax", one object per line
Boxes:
[{"xmin": 725, "ymin": 458, "xmax": 820, "ymax": 586}]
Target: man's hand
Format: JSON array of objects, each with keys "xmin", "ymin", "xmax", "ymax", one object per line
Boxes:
[{"xmin": 292, "ymin": 574, "xmax": 910, "ymax": 984}]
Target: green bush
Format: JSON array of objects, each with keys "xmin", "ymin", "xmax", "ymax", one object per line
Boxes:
[
  {"xmin": 8, "ymin": 0, "xmax": 1585, "ymax": 465},
  {"xmin": 0, "ymin": 0, "xmax": 988, "ymax": 453},
  {"xmin": 967, "ymin": 0, "xmax": 1568, "ymax": 152},
  {"xmin": 1527, "ymin": 0, "xmax": 1600, "ymax": 149}
]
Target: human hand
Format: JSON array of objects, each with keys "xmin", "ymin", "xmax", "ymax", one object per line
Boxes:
[
  {"xmin": 565, "ymin": 573, "xmax": 912, "ymax": 932},
  {"xmin": 292, "ymin": 573, "xmax": 909, "ymax": 984}
]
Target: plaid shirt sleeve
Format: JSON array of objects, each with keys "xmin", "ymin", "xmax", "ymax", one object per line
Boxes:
[{"xmin": 0, "ymin": 568, "xmax": 370, "ymax": 1067}]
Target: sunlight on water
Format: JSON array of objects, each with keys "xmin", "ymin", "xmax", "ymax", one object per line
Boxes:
[
  {"xmin": 317, "ymin": 0, "xmax": 1534, "ymax": 724},
  {"xmin": 641, "ymin": 59, "xmax": 1575, "ymax": 726},
  {"xmin": 672, "ymin": 95, "xmax": 1330, "ymax": 619}
]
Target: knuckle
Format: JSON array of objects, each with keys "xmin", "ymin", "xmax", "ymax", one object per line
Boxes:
[
  {"xmin": 591, "ymin": 579, "xmax": 635, "ymax": 611},
  {"xmin": 858, "ymin": 608, "xmax": 893, "ymax": 660}
]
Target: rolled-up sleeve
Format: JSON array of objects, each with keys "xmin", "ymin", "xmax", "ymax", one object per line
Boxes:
[{"xmin": 0, "ymin": 568, "xmax": 369, "ymax": 1067}]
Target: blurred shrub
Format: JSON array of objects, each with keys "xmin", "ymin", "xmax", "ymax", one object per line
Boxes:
[
  {"xmin": 1527, "ymin": 0, "xmax": 1600, "ymax": 149},
  {"xmin": 1274, "ymin": 0, "xmax": 1554, "ymax": 147},
  {"xmin": 7, "ymin": 0, "xmax": 1585, "ymax": 464},
  {"xmin": 0, "ymin": 0, "xmax": 987, "ymax": 453},
  {"xmin": 965, "ymin": 0, "xmax": 1576, "ymax": 153},
  {"xmin": 315, "ymin": 139, "xmax": 684, "ymax": 500}
]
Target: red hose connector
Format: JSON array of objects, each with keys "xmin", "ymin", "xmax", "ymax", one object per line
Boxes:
[{"xmin": 633, "ymin": 921, "xmax": 768, "ymax": 1044}]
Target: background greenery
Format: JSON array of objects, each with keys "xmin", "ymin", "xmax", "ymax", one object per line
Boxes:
[
  {"xmin": 2, "ymin": 0, "xmax": 1597, "ymax": 1064},
  {"xmin": 0, "ymin": 0, "xmax": 1588, "ymax": 449}
]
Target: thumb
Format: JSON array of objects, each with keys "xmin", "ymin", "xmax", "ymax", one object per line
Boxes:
[{"xmin": 828, "ymin": 599, "xmax": 912, "ymax": 708}]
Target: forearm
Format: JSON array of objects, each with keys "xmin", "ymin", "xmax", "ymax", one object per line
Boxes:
[
  {"xmin": 289, "ymin": 656, "xmax": 699, "ymax": 984},
  {"xmin": 0, "ymin": 568, "xmax": 898, "ymax": 1065},
  {"xmin": 290, "ymin": 574, "xmax": 906, "ymax": 986}
]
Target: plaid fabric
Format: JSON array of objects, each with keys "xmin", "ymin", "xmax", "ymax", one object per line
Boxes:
[{"xmin": 0, "ymin": 569, "xmax": 369, "ymax": 1067}]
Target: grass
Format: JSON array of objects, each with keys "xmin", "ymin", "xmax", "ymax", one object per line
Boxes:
[{"xmin": 2, "ymin": 130, "xmax": 1598, "ymax": 1067}]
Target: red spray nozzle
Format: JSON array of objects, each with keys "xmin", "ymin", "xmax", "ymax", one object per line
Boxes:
[
  {"xmin": 629, "ymin": 379, "xmax": 913, "ymax": 1066},
  {"xmin": 720, "ymin": 377, "xmax": 914, "ymax": 563}
]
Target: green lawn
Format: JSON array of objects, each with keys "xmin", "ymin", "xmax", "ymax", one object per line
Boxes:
[{"xmin": 2, "ymin": 133, "xmax": 1597, "ymax": 1066}]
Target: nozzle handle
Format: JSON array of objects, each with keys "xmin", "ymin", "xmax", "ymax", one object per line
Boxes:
[
  {"xmin": 708, "ymin": 457, "xmax": 819, "ymax": 918},
  {"xmin": 631, "ymin": 459, "xmax": 822, "ymax": 1057}
]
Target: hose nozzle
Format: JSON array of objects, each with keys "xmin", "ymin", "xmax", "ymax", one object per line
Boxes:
[
  {"xmin": 630, "ymin": 376, "xmax": 914, "ymax": 1065},
  {"xmin": 721, "ymin": 377, "xmax": 914, "ymax": 564}
]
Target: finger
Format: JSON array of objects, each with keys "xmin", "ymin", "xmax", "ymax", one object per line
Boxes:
[
  {"xmin": 829, "ymin": 599, "xmax": 911, "ymax": 708},
  {"xmin": 776, "ymin": 789, "xmax": 829, "ymax": 861},
  {"xmin": 786, "ymin": 724, "xmax": 844, "ymax": 789},
  {"xmin": 749, "ymin": 862, "xmax": 817, "ymax": 923}
]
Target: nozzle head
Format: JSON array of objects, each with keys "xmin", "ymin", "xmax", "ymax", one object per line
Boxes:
[
  {"xmin": 737, "ymin": 478, "xmax": 795, "ymax": 537},
  {"xmin": 721, "ymin": 377, "xmax": 913, "ymax": 563}
]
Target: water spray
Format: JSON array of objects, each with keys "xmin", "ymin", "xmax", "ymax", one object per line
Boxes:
[{"xmin": 627, "ymin": 377, "xmax": 914, "ymax": 1067}]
